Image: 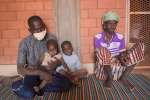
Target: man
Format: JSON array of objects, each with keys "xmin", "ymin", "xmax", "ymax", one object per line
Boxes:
[
  {"xmin": 12, "ymin": 16, "xmax": 73, "ymax": 99},
  {"xmin": 94, "ymin": 11, "xmax": 144, "ymax": 90}
]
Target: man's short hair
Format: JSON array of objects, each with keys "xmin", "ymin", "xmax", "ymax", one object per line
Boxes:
[{"xmin": 28, "ymin": 16, "xmax": 43, "ymax": 28}]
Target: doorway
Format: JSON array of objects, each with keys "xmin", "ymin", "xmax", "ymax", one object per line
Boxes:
[{"xmin": 54, "ymin": 0, "xmax": 80, "ymax": 55}]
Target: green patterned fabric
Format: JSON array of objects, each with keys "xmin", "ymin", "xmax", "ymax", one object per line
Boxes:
[
  {"xmin": 103, "ymin": 11, "xmax": 119, "ymax": 22},
  {"xmin": 0, "ymin": 74, "xmax": 150, "ymax": 100}
]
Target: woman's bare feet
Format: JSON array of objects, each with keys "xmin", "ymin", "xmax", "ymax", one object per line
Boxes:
[
  {"xmin": 103, "ymin": 79, "xmax": 112, "ymax": 89},
  {"xmin": 119, "ymin": 78, "xmax": 134, "ymax": 91}
]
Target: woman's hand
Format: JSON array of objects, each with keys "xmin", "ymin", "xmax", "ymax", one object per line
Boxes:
[{"xmin": 117, "ymin": 51, "xmax": 129, "ymax": 66}]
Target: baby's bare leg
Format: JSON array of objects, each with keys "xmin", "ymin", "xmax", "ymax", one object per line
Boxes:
[
  {"xmin": 39, "ymin": 80, "xmax": 48, "ymax": 89},
  {"xmin": 67, "ymin": 69, "xmax": 87, "ymax": 87},
  {"xmin": 33, "ymin": 80, "xmax": 47, "ymax": 96},
  {"xmin": 34, "ymin": 71, "xmax": 52, "ymax": 94},
  {"xmin": 33, "ymin": 80, "xmax": 49, "ymax": 96},
  {"xmin": 33, "ymin": 80, "xmax": 47, "ymax": 93},
  {"xmin": 58, "ymin": 69, "xmax": 75, "ymax": 82},
  {"xmin": 71, "ymin": 68, "xmax": 88, "ymax": 79}
]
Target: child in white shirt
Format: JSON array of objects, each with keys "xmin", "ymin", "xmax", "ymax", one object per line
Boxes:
[{"xmin": 56, "ymin": 41, "xmax": 88, "ymax": 83}]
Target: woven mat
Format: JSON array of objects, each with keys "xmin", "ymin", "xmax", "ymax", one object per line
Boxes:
[{"xmin": 0, "ymin": 74, "xmax": 150, "ymax": 100}]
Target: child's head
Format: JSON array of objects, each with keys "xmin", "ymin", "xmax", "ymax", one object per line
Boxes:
[
  {"xmin": 61, "ymin": 41, "xmax": 73, "ymax": 56},
  {"xmin": 47, "ymin": 39, "xmax": 59, "ymax": 56}
]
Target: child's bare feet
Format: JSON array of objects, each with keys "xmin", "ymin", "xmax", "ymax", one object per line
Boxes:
[
  {"xmin": 33, "ymin": 86, "xmax": 44, "ymax": 96},
  {"xmin": 34, "ymin": 86, "xmax": 40, "ymax": 93}
]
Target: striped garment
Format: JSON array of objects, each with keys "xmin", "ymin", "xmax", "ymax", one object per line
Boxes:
[
  {"xmin": 127, "ymin": 42, "xmax": 144, "ymax": 66},
  {"xmin": 95, "ymin": 42, "xmax": 145, "ymax": 80},
  {"xmin": 96, "ymin": 47, "xmax": 112, "ymax": 66}
]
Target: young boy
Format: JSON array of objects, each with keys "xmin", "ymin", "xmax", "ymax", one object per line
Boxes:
[{"xmin": 56, "ymin": 41, "xmax": 88, "ymax": 83}]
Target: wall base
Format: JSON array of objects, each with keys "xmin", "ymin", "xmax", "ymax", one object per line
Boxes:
[{"xmin": 0, "ymin": 64, "xmax": 149, "ymax": 76}]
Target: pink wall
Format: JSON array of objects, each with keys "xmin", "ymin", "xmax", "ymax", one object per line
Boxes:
[
  {"xmin": 0, "ymin": 0, "xmax": 55, "ymax": 64},
  {"xmin": 0, "ymin": 0, "xmax": 126, "ymax": 64}
]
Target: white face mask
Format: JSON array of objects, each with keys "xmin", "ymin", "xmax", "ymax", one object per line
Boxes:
[{"xmin": 33, "ymin": 30, "xmax": 47, "ymax": 40}]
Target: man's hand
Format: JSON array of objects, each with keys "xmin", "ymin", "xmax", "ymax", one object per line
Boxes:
[
  {"xmin": 26, "ymin": 66, "xmax": 36, "ymax": 71},
  {"xmin": 24, "ymin": 65, "xmax": 40, "ymax": 75}
]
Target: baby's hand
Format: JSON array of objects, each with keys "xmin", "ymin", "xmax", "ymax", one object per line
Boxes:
[
  {"xmin": 64, "ymin": 66, "xmax": 71, "ymax": 72},
  {"xmin": 55, "ymin": 54, "xmax": 62, "ymax": 59},
  {"xmin": 53, "ymin": 56, "xmax": 63, "ymax": 63},
  {"xmin": 47, "ymin": 61, "xmax": 58, "ymax": 70},
  {"xmin": 51, "ymin": 57, "xmax": 57, "ymax": 62},
  {"xmin": 61, "ymin": 60, "xmax": 71, "ymax": 72}
]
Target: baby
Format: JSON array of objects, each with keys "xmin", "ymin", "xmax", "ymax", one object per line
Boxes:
[{"xmin": 56, "ymin": 41, "xmax": 88, "ymax": 84}]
